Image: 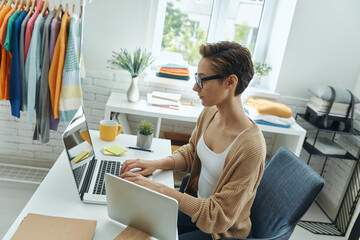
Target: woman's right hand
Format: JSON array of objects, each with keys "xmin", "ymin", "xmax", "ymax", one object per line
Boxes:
[{"xmin": 120, "ymin": 159, "xmax": 157, "ymax": 176}]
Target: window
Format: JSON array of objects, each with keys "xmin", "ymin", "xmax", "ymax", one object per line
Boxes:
[{"xmin": 155, "ymin": 0, "xmax": 276, "ymax": 89}]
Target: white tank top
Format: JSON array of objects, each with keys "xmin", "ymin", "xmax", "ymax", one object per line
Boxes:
[{"xmin": 196, "ymin": 128, "xmax": 244, "ymax": 199}]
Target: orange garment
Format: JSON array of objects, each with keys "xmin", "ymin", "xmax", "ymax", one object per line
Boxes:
[
  {"xmin": 247, "ymin": 97, "xmax": 293, "ymax": 118},
  {"xmin": 158, "ymin": 66, "xmax": 190, "ymax": 75},
  {"xmin": 0, "ymin": 5, "xmax": 13, "ymax": 100},
  {"xmin": 48, "ymin": 13, "xmax": 70, "ymax": 119}
]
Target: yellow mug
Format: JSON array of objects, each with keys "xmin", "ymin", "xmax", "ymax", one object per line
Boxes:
[{"xmin": 99, "ymin": 120, "xmax": 123, "ymax": 141}]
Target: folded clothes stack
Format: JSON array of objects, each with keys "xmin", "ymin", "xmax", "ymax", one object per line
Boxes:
[
  {"xmin": 156, "ymin": 64, "xmax": 190, "ymax": 80},
  {"xmin": 245, "ymin": 97, "xmax": 294, "ymax": 128}
]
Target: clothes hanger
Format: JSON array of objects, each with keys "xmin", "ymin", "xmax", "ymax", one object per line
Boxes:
[
  {"xmin": 50, "ymin": 0, "xmax": 55, "ymax": 11},
  {"xmin": 7, "ymin": 0, "xmax": 15, "ymax": 6},
  {"xmin": 72, "ymin": 0, "xmax": 75, "ymax": 15},
  {"xmin": 27, "ymin": 0, "xmax": 36, "ymax": 16},
  {"xmin": 40, "ymin": 0, "xmax": 47, "ymax": 15},
  {"xmin": 0, "ymin": 0, "xmax": 6, "ymax": 9},
  {"xmin": 24, "ymin": 0, "xmax": 31, "ymax": 11},
  {"xmin": 79, "ymin": 0, "xmax": 82, "ymax": 18},
  {"xmin": 13, "ymin": 0, "xmax": 19, "ymax": 9},
  {"xmin": 54, "ymin": 3, "xmax": 61, "ymax": 19},
  {"xmin": 64, "ymin": 2, "xmax": 68, "ymax": 15},
  {"xmin": 16, "ymin": 0, "xmax": 23, "ymax": 10}
]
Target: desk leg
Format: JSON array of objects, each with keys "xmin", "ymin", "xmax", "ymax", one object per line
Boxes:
[
  {"xmin": 114, "ymin": 113, "xmax": 132, "ymax": 135},
  {"xmin": 155, "ymin": 118, "xmax": 162, "ymax": 138}
]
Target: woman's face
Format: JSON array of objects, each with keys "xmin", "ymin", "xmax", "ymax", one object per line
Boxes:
[{"xmin": 193, "ymin": 57, "xmax": 228, "ymax": 107}]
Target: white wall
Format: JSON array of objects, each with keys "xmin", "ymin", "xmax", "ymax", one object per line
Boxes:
[
  {"xmin": 275, "ymin": 0, "xmax": 360, "ymax": 99},
  {"xmin": 82, "ymin": 0, "xmax": 157, "ymax": 71}
]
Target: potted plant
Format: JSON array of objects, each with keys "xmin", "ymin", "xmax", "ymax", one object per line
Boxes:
[
  {"xmin": 252, "ymin": 60, "xmax": 272, "ymax": 86},
  {"xmin": 136, "ymin": 120, "xmax": 154, "ymax": 149},
  {"xmin": 108, "ymin": 48, "xmax": 154, "ymax": 102}
]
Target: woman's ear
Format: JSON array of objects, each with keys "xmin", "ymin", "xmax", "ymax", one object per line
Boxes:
[{"xmin": 227, "ymin": 74, "xmax": 238, "ymax": 89}]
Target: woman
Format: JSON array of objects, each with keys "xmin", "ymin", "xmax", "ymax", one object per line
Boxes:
[{"xmin": 120, "ymin": 41, "xmax": 266, "ymax": 240}]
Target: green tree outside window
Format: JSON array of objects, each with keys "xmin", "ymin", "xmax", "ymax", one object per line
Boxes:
[{"xmin": 162, "ymin": 2, "xmax": 207, "ymax": 66}]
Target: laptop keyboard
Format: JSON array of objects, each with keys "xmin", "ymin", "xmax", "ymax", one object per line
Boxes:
[
  {"xmin": 93, "ymin": 160, "xmax": 122, "ymax": 195},
  {"xmin": 73, "ymin": 164, "xmax": 87, "ymax": 188}
]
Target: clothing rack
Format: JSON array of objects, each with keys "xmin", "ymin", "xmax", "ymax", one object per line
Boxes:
[{"xmin": 0, "ymin": 0, "xmax": 87, "ymax": 144}]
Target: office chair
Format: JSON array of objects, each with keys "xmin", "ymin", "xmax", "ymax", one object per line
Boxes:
[{"xmin": 180, "ymin": 147, "xmax": 325, "ymax": 240}]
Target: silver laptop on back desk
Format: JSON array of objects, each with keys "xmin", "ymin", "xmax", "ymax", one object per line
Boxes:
[{"xmin": 62, "ymin": 106, "xmax": 122, "ymax": 204}]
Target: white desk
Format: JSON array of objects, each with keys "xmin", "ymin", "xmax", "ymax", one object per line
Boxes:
[
  {"xmin": 4, "ymin": 131, "xmax": 173, "ymax": 240},
  {"xmin": 105, "ymin": 92, "xmax": 306, "ymax": 157}
]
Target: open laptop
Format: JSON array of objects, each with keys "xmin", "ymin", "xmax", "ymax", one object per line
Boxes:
[
  {"xmin": 62, "ymin": 106, "xmax": 124, "ymax": 204},
  {"xmin": 105, "ymin": 173, "xmax": 178, "ymax": 240}
]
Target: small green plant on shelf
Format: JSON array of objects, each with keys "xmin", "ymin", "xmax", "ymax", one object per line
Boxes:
[
  {"xmin": 137, "ymin": 120, "xmax": 154, "ymax": 149},
  {"xmin": 138, "ymin": 120, "xmax": 153, "ymax": 136}
]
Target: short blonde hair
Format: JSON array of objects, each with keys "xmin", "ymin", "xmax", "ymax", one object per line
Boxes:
[{"xmin": 199, "ymin": 41, "xmax": 254, "ymax": 95}]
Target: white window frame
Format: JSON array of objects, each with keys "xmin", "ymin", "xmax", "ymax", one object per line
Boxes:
[{"xmin": 147, "ymin": 0, "xmax": 278, "ymax": 93}]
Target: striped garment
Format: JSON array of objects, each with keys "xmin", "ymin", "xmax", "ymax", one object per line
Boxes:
[{"xmin": 59, "ymin": 14, "xmax": 83, "ymax": 127}]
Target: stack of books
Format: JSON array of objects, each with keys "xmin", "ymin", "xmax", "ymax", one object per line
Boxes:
[
  {"xmin": 307, "ymin": 95, "xmax": 350, "ymax": 117},
  {"xmin": 147, "ymin": 91, "xmax": 181, "ymax": 110}
]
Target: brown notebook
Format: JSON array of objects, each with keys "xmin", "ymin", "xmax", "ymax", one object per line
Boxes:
[{"xmin": 11, "ymin": 213, "xmax": 97, "ymax": 240}]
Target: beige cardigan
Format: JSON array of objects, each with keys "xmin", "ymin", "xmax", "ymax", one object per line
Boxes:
[{"xmin": 170, "ymin": 106, "xmax": 266, "ymax": 239}]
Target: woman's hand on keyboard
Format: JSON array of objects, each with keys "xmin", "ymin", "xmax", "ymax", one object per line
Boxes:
[{"xmin": 120, "ymin": 159, "xmax": 156, "ymax": 176}]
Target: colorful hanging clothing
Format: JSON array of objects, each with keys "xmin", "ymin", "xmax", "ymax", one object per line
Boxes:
[
  {"xmin": 48, "ymin": 16, "xmax": 61, "ymax": 131},
  {"xmin": 33, "ymin": 10, "xmax": 55, "ymax": 143},
  {"xmin": 25, "ymin": 13, "xmax": 46, "ymax": 124},
  {"xmin": 19, "ymin": 13, "xmax": 31, "ymax": 111},
  {"xmin": 0, "ymin": 5, "xmax": 11, "ymax": 100},
  {"xmin": 4, "ymin": 10, "xmax": 21, "ymax": 52},
  {"xmin": 24, "ymin": 0, "xmax": 44, "ymax": 61},
  {"xmin": 49, "ymin": 17, "xmax": 60, "ymax": 62},
  {"xmin": 9, "ymin": 10, "xmax": 27, "ymax": 117},
  {"xmin": 48, "ymin": 13, "xmax": 70, "ymax": 119},
  {"xmin": 59, "ymin": 14, "xmax": 83, "ymax": 127},
  {"xmin": 0, "ymin": 7, "xmax": 16, "ymax": 100}
]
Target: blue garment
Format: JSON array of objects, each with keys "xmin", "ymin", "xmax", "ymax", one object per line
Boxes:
[
  {"xmin": 254, "ymin": 119, "xmax": 291, "ymax": 128},
  {"xmin": 9, "ymin": 10, "xmax": 27, "ymax": 118}
]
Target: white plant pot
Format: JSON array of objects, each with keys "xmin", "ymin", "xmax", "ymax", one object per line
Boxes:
[
  {"xmin": 127, "ymin": 77, "xmax": 139, "ymax": 102},
  {"xmin": 136, "ymin": 133, "xmax": 153, "ymax": 149}
]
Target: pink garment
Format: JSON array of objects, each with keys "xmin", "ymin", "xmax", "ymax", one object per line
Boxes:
[{"xmin": 24, "ymin": 0, "xmax": 44, "ymax": 61}]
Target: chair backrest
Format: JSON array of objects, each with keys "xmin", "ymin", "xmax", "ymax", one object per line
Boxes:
[{"xmin": 250, "ymin": 147, "xmax": 325, "ymax": 238}]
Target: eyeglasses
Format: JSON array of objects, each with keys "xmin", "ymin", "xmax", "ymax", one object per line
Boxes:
[{"xmin": 194, "ymin": 73, "xmax": 222, "ymax": 89}]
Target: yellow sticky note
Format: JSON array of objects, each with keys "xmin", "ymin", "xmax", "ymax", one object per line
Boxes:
[
  {"xmin": 80, "ymin": 149, "xmax": 92, "ymax": 160},
  {"xmin": 72, "ymin": 151, "xmax": 89, "ymax": 163},
  {"xmin": 104, "ymin": 145, "xmax": 127, "ymax": 155},
  {"xmin": 104, "ymin": 149, "xmax": 116, "ymax": 155}
]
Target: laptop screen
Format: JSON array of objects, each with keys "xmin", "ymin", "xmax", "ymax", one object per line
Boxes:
[{"xmin": 62, "ymin": 107, "xmax": 95, "ymax": 191}]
